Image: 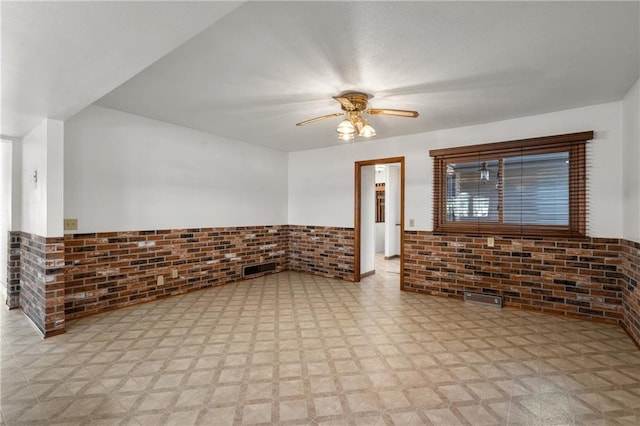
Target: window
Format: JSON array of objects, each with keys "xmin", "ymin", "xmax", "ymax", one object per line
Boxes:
[{"xmin": 430, "ymin": 131, "xmax": 593, "ymax": 237}]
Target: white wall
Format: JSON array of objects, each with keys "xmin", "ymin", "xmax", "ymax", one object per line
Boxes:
[
  {"xmin": 1, "ymin": 138, "xmax": 22, "ymax": 288},
  {"xmin": 11, "ymin": 141, "xmax": 22, "ymax": 232},
  {"xmin": 21, "ymin": 119, "xmax": 64, "ymax": 237},
  {"xmin": 622, "ymin": 78, "xmax": 640, "ymax": 243},
  {"xmin": 375, "ymin": 223, "xmax": 385, "ymax": 253},
  {"xmin": 47, "ymin": 120, "xmax": 64, "ymax": 236},
  {"xmin": 21, "ymin": 121, "xmax": 47, "ymax": 236},
  {"xmin": 64, "ymin": 105, "xmax": 288, "ymax": 232},
  {"xmin": 384, "ymin": 165, "xmax": 400, "ymax": 257},
  {"xmin": 0, "ymin": 141, "xmax": 12, "ymax": 286},
  {"xmin": 289, "ymin": 101, "xmax": 624, "ymax": 238},
  {"xmin": 360, "ymin": 166, "xmax": 375, "ymax": 274}
]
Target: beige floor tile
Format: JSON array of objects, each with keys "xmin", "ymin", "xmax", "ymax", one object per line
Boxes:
[
  {"xmin": 211, "ymin": 384, "xmax": 242, "ymax": 406},
  {"xmin": 351, "ymin": 414, "xmax": 386, "ymax": 425},
  {"xmin": 197, "ymin": 406, "xmax": 236, "ymax": 426},
  {"xmin": 1, "ymin": 257, "xmax": 638, "ymax": 426},
  {"xmin": 165, "ymin": 408, "xmax": 200, "ymax": 426},
  {"xmin": 423, "ymin": 407, "xmax": 466, "ymax": 425},
  {"xmin": 278, "ymin": 379, "xmax": 305, "ymax": 397},
  {"xmin": 55, "ymin": 396, "xmax": 105, "ymax": 419},
  {"xmin": 278, "ymin": 399, "xmax": 308, "ymax": 421},
  {"xmin": 389, "ymin": 410, "xmax": 424, "ymax": 425},
  {"xmin": 339, "ymin": 374, "xmax": 371, "ymax": 392},
  {"xmin": 346, "ymin": 392, "xmax": 380, "ymax": 413},
  {"xmin": 379, "ymin": 389, "xmax": 413, "ymax": 410},
  {"xmin": 129, "ymin": 412, "xmax": 166, "ymax": 426},
  {"xmin": 457, "ymin": 404, "xmax": 502, "ymax": 425},
  {"xmin": 438, "ymin": 384, "xmax": 476, "ymax": 403},
  {"xmin": 314, "ymin": 395, "xmax": 344, "ymax": 417},
  {"xmin": 280, "ymin": 362, "xmax": 303, "ymax": 378},
  {"xmin": 467, "ymin": 381, "xmax": 507, "ymax": 400},
  {"xmin": 241, "ymin": 402, "xmax": 272, "ymax": 424},
  {"xmin": 310, "ymin": 376, "xmax": 338, "ymax": 394},
  {"xmin": 246, "ymin": 382, "xmax": 273, "ymax": 401}
]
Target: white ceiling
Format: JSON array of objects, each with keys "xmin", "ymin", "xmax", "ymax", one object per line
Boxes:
[
  {"xmin": 3, "ymin": 2, "xmax": 639, "ymax": 152},
  {"xmin": 0, "ymin": 1, "xmax": 241, "ymax": 138}
]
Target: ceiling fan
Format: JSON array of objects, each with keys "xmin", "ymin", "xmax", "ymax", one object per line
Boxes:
[{"xmin": 296, "ymin": 91, "xmax": 419, "ymax": 141}]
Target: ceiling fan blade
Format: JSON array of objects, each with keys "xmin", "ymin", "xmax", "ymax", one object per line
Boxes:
[
  {"xmin": 366, "ymin": 108, "xmax": 419, "ymax": 118},
  {"xmin": 296, "ymin": 112, "xmax": 343, "ymax": 126},
  {"xmin": 333, "ymin": 96, "xmax": 356, "ymax": 110}
]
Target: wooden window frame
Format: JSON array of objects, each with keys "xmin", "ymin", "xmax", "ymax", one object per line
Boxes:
[{"xmin": 430, "ymin": 131, "xmax": 593, "ymax": 238}]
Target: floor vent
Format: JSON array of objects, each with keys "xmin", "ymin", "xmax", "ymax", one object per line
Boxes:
[
  {"xmin": 464, "ymin": 292, "xmax": 503, "ymax": 308},
  {"xmin": 243, "ymin": 262, "xmax": 277, "ymax": 277}
]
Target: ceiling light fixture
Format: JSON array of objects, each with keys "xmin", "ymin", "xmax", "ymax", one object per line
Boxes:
[
  {"xmin": 336, "ymin": 112, "xmax": 375, "ymax": 141},
  {"xmin": 359, "ymin": 122, "xmax": 376, "ymax": 138},
  {"xmin": 297, "ymin": 92, "xmax": 418, "ymax": 142},
  {"xmin": 336, "ymin": 119, "xmax": 355, "ymax": 135},
  {"xmin": 479, "ymin": 161, "xmax": 490, "ymax": 182},
  {"xmin": 338, "ymin": 132, "xmax": 355, "ymax": 142}
]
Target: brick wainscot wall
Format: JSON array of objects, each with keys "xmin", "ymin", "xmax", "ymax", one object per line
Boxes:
[
  {"xmin": 64, "ymin": 226, "xmax": 289, "ymax": 320},
  {"xmin": 403, "ymin": 232, "xmax": 640, "ymax": 347},
  {"xmin": 5, "ymin": 226, "xmax": 639, "ymax": 347},
  {"xmin": 288, "ymin": 225, "xmax": 355, "ymax": 281},
  {"xmin": 64, "ymin": 225, "xmax": 354, "ymax": 321},
  {"xmin": 620, "ymin": 239, "xmax": 640, "ymax": 345},
  {"xmin": 403, "ymin": 232, "xmax": 625, "ymax": 323},
  {"xmin": 5, "ymin": 231, "xmax": 21, "ymax": 309},
  {"xmin": 14, "ymin": 232, "xmax": 66, "ymax": 337}
]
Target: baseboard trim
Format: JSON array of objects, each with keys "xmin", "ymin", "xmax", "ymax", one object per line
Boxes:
[
  {"xmin": 360, "ymin": 270, "xmax": 375, "ymax": 278},
  {"xmin": 384, "ymin": 255, "xmax": 400, "ymax": 260}
]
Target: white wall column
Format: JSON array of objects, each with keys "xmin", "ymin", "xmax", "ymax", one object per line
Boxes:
[
  {"xmin": 360, "ymin": 166, "xmax": 375, "ymax": 275},
  {"xmin": 11, "ymin": 139, "xmax": 22, "ymax": 233},
  {"xmin": 0, "ymin": 140, "xmax": 13, "ymax": 286},
  {"xmin": 21, "ymin": 118, "xmax": 64, "ymax": 237}
]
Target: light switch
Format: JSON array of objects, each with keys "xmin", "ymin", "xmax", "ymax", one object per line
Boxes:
[{"xmin": 409, "ymin": 219, "xmax": 415, "ymax": 227}]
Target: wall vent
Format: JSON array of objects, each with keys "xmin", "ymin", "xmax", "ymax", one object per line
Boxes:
[
  {"xmin": 464, "ymin": 292, "xmax": 503, "ymax": 308},
  {"xmin": 243, "ymin": 262, "xmax": 277, "ymax": 277}
]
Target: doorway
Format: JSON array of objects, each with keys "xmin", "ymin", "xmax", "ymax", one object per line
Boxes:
[{"xmin": 354, "ymin": 156, "xmax": 405, "ymax": 289}]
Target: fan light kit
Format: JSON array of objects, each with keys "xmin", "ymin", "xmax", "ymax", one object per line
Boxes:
[{"xmin": 296, "ymin": 92, "xmax": 419, "ymax": 141}]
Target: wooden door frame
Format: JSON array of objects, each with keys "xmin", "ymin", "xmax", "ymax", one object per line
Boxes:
[{"xmin": 354, "ymin": 156, "xmax": 405, "ymax": 289}]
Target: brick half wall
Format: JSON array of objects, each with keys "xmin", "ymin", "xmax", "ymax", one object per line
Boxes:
[
  {"xmin": 287, "ymin": 225, "xmax": 355, "ymax": 281},
  {"xmin": 64, "ymin": 226, "xmax": 289, "ymax": 320},
  {"xmin": 18, "ymin": 232, "xmax": 65, "ymax": 336},
  {"xmin": 5, "ymin": 231, "xmax": 21, "ymax": 309},
  {"xmin": 7, "ymin": 224, "xmax": 638, "ymax": 348},
  {"xmin": 403, "ymin": 232, "xmax": 623, "ymax": 324},
  {"xmin": 621, "ymin": 239, "xmax": 640, "ymax": 346}
]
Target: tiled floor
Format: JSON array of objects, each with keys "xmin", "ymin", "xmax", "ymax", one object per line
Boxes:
[{"xmin": 1, "ymin": 259, "xmax": 640, "ymax": 425}]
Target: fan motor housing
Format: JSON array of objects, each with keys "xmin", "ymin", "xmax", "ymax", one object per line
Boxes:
[{"xmin": 339, "ymin": 92, "xmax": 370, "ymax": 111}]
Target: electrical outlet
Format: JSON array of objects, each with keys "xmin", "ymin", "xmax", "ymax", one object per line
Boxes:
[
  {"xmin": 171, "ymin": 269, "xmax": 178, "ymax": 279},
  {"xmin": 157, "ymin": 275, "xmax": 164, "ymax": 285},
  {"xmin": 64, "ymin": 218, "xmax": 78, "ymax": 231},
  {"xmin": 409, "ymin": 219, "xmax": 415, "ymax": 227},
  {"xmin": 487, "ymin": 237, "xmax": 495, "ymax": 247}
]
